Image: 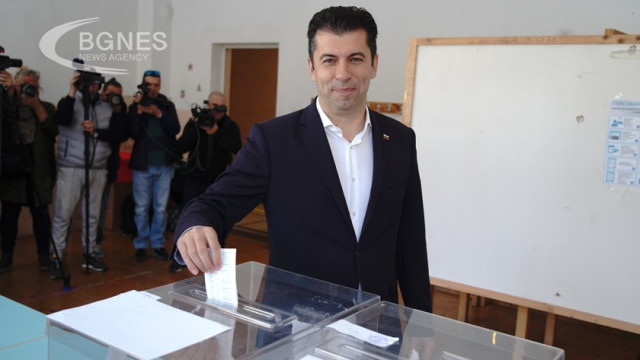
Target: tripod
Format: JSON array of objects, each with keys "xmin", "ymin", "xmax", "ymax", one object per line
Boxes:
[{"xmin": 80, "ymin": 85, "xmax": 94, "ymax": 274}]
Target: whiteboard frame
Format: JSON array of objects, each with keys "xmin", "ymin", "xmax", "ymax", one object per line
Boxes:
[{"xmin": 403, "ymin": 34, "xmax": 640, "ymax": 335}]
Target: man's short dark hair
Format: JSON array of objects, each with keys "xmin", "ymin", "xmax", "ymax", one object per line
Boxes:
[{"xmin": 307, "ymin": 6, "xmax": 378, "ymax": 67}]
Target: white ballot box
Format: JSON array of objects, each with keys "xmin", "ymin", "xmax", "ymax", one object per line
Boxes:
[
  {"xmin": 259, "ymin": 301, "xmax": 565, "ymax": 360},
  {"xmin": 46, "ymin": 261, "xmax": 380, "ymax": 359}
]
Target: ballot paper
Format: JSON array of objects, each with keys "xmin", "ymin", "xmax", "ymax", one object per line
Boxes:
[
  {"xmin": 327, "ymin": 319, "xmax": 399, "ymax": 348},
  {"xmin": 204, "ymin": 248, "xmax": 238, "ymax": 307},
  {"xmin": 47, "ymin": 290, "xmax": 230, "ymax": 360}
]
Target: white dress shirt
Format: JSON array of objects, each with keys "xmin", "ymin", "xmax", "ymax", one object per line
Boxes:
[{"xmin": 316, "ymin": 99, "xmax": 373, "ymax": 241}]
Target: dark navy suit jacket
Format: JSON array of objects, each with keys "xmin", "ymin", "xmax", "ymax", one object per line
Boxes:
[{"xmin": 174, "ymin": 102, "xmax": 432, "ymax": 312}]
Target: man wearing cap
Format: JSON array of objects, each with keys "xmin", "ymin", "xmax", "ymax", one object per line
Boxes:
[
  {"xmin": 128, "ymin": 70, "xmax": 180, "ymax": 262},
  {"xmin": 50, "ymin": 67, "xmax": 127, "ymax": 278}
]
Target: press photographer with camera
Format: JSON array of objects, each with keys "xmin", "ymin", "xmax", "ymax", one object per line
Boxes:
[
  {"xmin": 0, "ymin": 67, "xmax": 58, "ymax": 273},
  {"xmin": 0, "ymin": 68, "xmax": 17, "ymax": 127},
  {"xmin": 1, "ymin": 47, "xmax": 23, "ymax": 153},
  {"xmin": 128, "ymin": 70, "xmax": 180, "ymax": 262},
  {"xmin": 177, "ymin": 91, "xmax": 241, "ymax": 205},
  {"xmin": 49, "ymin": 67, "xmax": 128, "ymax": 278},
  {"xmin": 169, "ymin": 91, "xmax": 241, "ymax": 273},
  {"xmin": 95, "ymin": 78, "xmax": 128, "ymax": 256}
]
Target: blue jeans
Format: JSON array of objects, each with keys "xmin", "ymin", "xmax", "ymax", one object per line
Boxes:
[{"xmin": 132, "ymin": 166, "xmax": 173, "ymax": 249}]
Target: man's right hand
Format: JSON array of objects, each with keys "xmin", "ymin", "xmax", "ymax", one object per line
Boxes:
[
  {"xmin": 68, "ymin": 72, "xmax": 80, "ymax": 97},
  {"xmin": 0, "ymin": 70, "xmax": 15, "ymax": 96},
  {"xmin": 176, "ymin": 226, "xmax": 223, "ymax": 275}
]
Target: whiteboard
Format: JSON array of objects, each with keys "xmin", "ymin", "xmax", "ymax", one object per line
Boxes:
[{"xmin": 404, "ymin": 35, "xmax": 640, "ymax": 332}]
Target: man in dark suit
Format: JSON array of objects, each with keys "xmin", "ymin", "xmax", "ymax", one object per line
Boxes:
[{"xmin": 173, "ymin": 6, "xmax": 432, "ymax": 312}]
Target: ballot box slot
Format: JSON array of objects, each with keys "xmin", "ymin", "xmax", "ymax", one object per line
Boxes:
[
  {"xmin": 168, "ymin": 284, "xmax": 297, "ymax": 331},
  {"xmin": 313, "ymin": 335, "xmax": 402, "ymax": 360}
]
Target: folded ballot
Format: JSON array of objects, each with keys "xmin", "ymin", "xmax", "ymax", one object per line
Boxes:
[{"xmin": 204, "ymin": 248, "xmax": 238, "ymax": 308}]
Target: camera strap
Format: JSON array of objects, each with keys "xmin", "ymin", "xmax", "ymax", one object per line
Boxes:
[{"xmin": 142, "ymin": 119, "xmax": 200, "ymax": 173}]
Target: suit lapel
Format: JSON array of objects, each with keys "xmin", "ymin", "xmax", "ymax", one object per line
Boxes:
[
  {"xmin": 298, "ymin": 105, "xmax": 353, "ymax": 229},
  {"xmin": 361, "ymin": 113, "xmax": 387, "ymax": 239}
]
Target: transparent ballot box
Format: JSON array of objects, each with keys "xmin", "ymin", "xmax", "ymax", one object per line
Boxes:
[
  {"xmin": 46, "ymin": 261, "xmax": 379, "ymax": 359},
  {"xmin": 260, "ymin": 301, "xmax": 565, "ymax": 360}
]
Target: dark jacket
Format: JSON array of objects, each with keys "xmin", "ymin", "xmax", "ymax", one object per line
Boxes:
[
  {"xmin": 175, "ymin": 102, "xmax": 433, "ymax": 312},
  {"xmin": 105, "ymin": 102, "xmax": 128, "ymax": 184},
  {"xmin": 0, "ymin": 101, "xmax": 57, "ymax": 206},
  {"xmin": 176, "ymin": 115, "xmax": 242, "ymax": 185},
  {"xmin": 127, "ymin": 94, "xmax": 180, "ymax": 170}
]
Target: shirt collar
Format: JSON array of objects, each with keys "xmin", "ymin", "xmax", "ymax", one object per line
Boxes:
[{"xmin": 315, "ymin": 97, "xmax": 371, "ymax": 133}]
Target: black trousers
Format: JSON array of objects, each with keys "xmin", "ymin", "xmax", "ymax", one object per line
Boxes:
[{"xmin": 0, "ymin": 202, "xmax": 50, "ymax": 257}]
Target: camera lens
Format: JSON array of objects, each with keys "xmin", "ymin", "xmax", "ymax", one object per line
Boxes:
[
  {"xmin": 213, "ymin": 105, "xmax": 227, "ymax": 113},
  {"xmin": 108, "ymin": 93, "xmax": 122, "ymax": 106},
  {"xmin": 21, "ymin": 83, "xmax": 38, "ymax": 97}
]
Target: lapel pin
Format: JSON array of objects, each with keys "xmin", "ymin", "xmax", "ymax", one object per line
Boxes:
[{"xmin": 383, "ymin": 134, "xmax": 390, "ymax": 141}]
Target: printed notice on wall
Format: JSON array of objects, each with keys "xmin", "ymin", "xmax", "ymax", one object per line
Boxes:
[{"xmin": 604, "ymin": 99, "xmax": 640, "ymax": 186}]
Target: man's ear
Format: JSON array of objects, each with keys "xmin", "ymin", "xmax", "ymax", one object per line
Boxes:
[
  {"xmin": 307, "ymin": 57, "xmax": 316, "ymax": 81},
  {"xmin": 370, "ymin": 53, "xmax": 379, "ymax": 79}
]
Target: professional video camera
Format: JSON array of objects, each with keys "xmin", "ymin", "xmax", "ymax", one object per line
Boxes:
[
  {"xmin": 190, "ymin": 100, "xmax": 225, "ymax": 128},
  {"xmin": 0, "ymin": 46, "xmax": 22, "ymax": 71},
  {"xmin": 74, "ymin": 70, "xmax": 105, "ymax": 91},
  {"xmin": 70, "ymin": 58, "xmax": 104, "ymax": 91}
]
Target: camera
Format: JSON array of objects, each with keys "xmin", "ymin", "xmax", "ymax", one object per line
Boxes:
[
  {"xmin": 0, "ymin": 46, "xmax": 22, "ymax": 71},
  {"xmin": 74, "ymin": 70, "xmax": 105, "ymax": 90},
  {"xmin": 106, "ymin": 92, "xmax": 123, "ymax": 107},
  {"xmin": 135, "ymin": 82, "xmax": 158, "ymax": 107},
  {"xmin": 212, "ymin": 104, "xmax": 227, "ymax": 114},
  {"xmin": 0, "ymin": 55, "xmax": 22, "ymax": 71},
  {"xmin": 191, "ymin": 101, "xmax": 218, "ymax": 128},
  {"xmin": 70, "ymin": 58, "xmax": 104, "ymax": 90},
  {"xmin": 20, "ymin": 83, "xmax": 38, "ymax": 97}
]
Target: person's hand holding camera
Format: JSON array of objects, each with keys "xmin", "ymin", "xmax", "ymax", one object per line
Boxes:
[
  {"xmin": 0, "ymin": 70, "xmax": 16, "ymax": 97},
  {"xmin": 68, "ymin": 72, "xmax": 81, "ymax": 97},
  {"xmin": 201, "ymin": 122, "xmax": 219, "ymax": 135},
  {"xmin": 18, "ymin": 85, "xmax": 43, "ymax": 110},
  {"xmin": 132, "ymin": 90, "xmax": 143, "ymax": 105},
  {"xmin": 136, "ymin": 102, "xmax": 162, "ymax": 118},
  {"xmin": 82, "ymin": 119, "xmax": 96, "ymax": 136}
]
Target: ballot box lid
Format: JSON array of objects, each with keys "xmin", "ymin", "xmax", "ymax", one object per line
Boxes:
[{"xmin": 260, "ymin": 301, "xmax": 566, "ymax": 360}]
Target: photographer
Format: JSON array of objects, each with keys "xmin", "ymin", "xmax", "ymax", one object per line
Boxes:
[
  {"xmin": 0, "ymin": 48, "xmax": 21, "ymax": 128},
  {"xmin": 49, "ymin": 68, "xmax": 127, "ymax": 278},
  {"xmin": 178, "ymin": 91, "xmax": 241, "ymax": 205},
  {"xmin": 169, "ymin": 92, "xmax": 241, "ymax": 273},
  {"xmin": 0, "ymin": 68, "xmax": 57, "ymax": 273},
  {"xmin": 0, "ymin": 70, "xmax": 17, "ymax": 127},
  {"xmin": 128, "ymin": 70, "xmax": 180, "ymax": 262},
  {"xmin": 95, "ymin": 78, "xmax": 128, "ymax": 256}
]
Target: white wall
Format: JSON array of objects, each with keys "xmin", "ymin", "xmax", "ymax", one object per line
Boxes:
[
  {"xmin": 0, "ymin": 0, "xmax": 142, "ymax": 104},
  {"xmin": 1, "ymin": 0, "xmax": 639, "ymax": 114}
]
